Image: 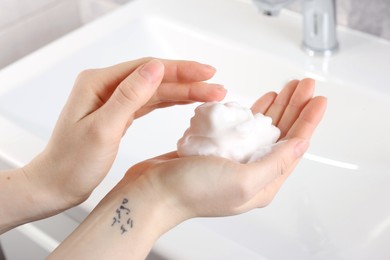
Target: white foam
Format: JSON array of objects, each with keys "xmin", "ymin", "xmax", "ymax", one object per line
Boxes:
[{"xmin": 177, "ymin": 102, "xmax": 280, "ymax": 163}]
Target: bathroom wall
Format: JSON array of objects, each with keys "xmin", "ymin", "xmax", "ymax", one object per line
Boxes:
[
  {"xmin": 0, "ymin": 0, "xmax": 81, "ymax": 68},
  {"xmin": 288, "ymin": 0, "xmax": 390, "ymax": 41},
  {"xmin": 0, "ymin": 0, "xmax": 389, "ymax": 70},
  {"xmin": 0, "ymin": 0, "xmax": 126, "ymax": 69}
]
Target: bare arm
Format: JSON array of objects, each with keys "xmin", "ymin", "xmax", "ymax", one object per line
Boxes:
[
  {"xmin": 0, "ymin": 58, "xmax": 226, "ymax": 234},
  {"xmin": 0, "ymin": 167, "xmax": 65, "ymax": 233},
  {"xmin": 49, "ymin": 79, "xmax": 327, "ymax": 259},
  {"xmin": 47, "ymin": 177, "xmax": 175, "ymax": 260}
]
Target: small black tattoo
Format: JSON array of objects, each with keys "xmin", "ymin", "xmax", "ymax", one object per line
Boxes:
[
  {"xmin": 120, "ymin": 225, "xmax": 127, "ymax": 234},
  {"xmin": 127, "ymin": 218, "xmax": 133, "ymax": 228},
  {"xmin": 111, "ymin": 198, "xmax": 133, "ymax": 234}
]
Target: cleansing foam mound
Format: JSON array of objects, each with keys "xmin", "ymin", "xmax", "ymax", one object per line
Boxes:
[{"xmin": 177, "ymin": 102, "xmax": 280, "ymax": 163}]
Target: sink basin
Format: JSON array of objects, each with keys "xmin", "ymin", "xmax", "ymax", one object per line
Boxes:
[{"xmin": 0, "ymin": 0, "xmax": 390, "ymax": 259}]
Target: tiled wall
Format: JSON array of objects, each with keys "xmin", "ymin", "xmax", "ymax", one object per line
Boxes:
[{"xmin": 288, "ymin": 0, "xmax": 390, "ymax": 41}]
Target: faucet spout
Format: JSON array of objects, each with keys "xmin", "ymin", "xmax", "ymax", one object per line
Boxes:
[
  {"xmin": 303, "ymin": 0, "xmax": 338, "ymax": 55},
  {"xmin": 252, "ymin": 0, "xmax": 339, "ymax": 56}
]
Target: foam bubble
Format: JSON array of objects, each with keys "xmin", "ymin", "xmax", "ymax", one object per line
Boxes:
[{"xmin": 177, "ymin": 102, "xmax": 281, "ymax": 163}]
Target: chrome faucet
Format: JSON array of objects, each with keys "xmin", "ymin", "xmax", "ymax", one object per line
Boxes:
[{"xmin": 253, "ymin": 0, "xmax": 339, "ymax": 56}]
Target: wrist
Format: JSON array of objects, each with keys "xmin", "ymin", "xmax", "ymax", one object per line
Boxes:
[
  {"xmin": 22, "ymin": 152, "xmax": 79, "ymax": 218},
  {"xmin": 0, "ymin": 164, "xmax": 69, "ymax": 233},
  {"xmin": 110, "ymin": 174, "xmax": 187, "ymax": 238},
  {"xmin": 50, "ymin": 174, "xmax": 185, "ymax": 259}
]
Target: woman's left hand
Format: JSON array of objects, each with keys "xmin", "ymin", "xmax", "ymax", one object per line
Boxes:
[
  {"xmin": 119, "ymin": 78, "xmax": 326, "ymax": 219},
  {"xmin": 48, "ymin": 78, "xmax": 326, "ymax": 260}
]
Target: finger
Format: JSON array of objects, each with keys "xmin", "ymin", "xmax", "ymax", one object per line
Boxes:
[
  {"xmin": 241, "ymin": 95, "xmax": 326, "ymax": 209},
  {"xmin": 98, "ymin": 59, "xmax": 164, "ymax": 130},
  {"xmin": 97, "ymin": 58, "xmax": 216, "ymax": 86},
  {"xmin": 265, "ymin": 79, "xmax": 300, "ymax": 125},
  {"xmin": 153, "ymin": 82, "xmax": 226, "ymax": 104},
  {"xmin": 251, "ymin": 92, "xmax": 277, "ymax": 114},
  {"xmin": 284, "ymin": 96, "xmax": 327, "ymax": 140},
  {"xmin": 134, "ymin": 101, "xmax": 196, "ymax": 118},
  {"xmin": 245, "ymin": 138, "xmax": 309, "ymax": 197},
  {"xmin": 162, "ymin": 59, "xmax": 216, "ymax": 82},
  {"xmin": 277, "ymin": 78, "xmax": 315, "ymax": 138}
]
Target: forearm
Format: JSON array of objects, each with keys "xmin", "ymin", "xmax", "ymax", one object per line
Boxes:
[
  {"xmin": 0, "ymin": 156, "xmax": 71, "ymax": 234},
  {"xmin": 0, "ymin": 168, "xmax": 49, "ymax": 233},
  {"xmin": 48, "ymin": 176, "xmax": 183, "ymax": 260},
  {"xmin": 0, "ymin": 168, "xmax": 31, "ymax": 233}
]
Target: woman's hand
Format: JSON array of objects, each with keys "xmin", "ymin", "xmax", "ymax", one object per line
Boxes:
[
  {"xmin": 24, "ymin": 58, "xmax": 226, "ymax": 211},
  {"xmin": 48, "ymin": 78, "xmax": 326, "ymax": 259},
  {"xmin": 123, "ymin": 78, "xmax": 326, "ymax": 219}
]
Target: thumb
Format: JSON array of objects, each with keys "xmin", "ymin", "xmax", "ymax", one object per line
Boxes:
[
  {"xmin": 248, "ymin": 138, "xmax": 309, "ymax": 189},
  {"xmin": 99, "ymin": 59, "xmax": 164, "ymax": 129}
]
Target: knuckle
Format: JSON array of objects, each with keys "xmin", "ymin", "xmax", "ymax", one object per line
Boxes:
[
  {"xmin": 77, "ymin": 69, "xmax": 98, "ymax": 81},
  {"xmin": 85, "ymin": 119, "xmax": 115, "ymax": 145},
  {"xmin": 114, "ymin": 81, "xmax": 140, "ymax": 108},
  {"xmin": 74, "ymin": 69, "xmax": 101, "ymax": 89},
  {"xmin": 86, "ymin": 122, "xmax": 105, "ymax": 143}
]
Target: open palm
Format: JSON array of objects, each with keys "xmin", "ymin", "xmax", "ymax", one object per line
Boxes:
[{"xmin": 124, "ymin": 78, "xmax": 327, "ymax": 219}]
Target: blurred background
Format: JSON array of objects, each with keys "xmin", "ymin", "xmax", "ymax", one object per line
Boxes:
[
  {"xmin": 1, "ymin": 0, "xmax": 390, "ymax": 69},
  {"xmin": 0, "ymin": 1, "xmax": 390, "ymax": 259},
  {"xmin": 0, "ymin": 0, "xmax": 130, "ymax": 69}
]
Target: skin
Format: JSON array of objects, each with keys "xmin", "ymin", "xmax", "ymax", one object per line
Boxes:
[
  {"xmin": 0, "ymin": 58, "xmax": 226, "ymax": 233},
  {"xmin": 48, "ymin": 71, "xmax": 326, "ymax": 259},
  {"xmin": 0, "ymin": 58, "xmax": 326, "ymax": 259}
]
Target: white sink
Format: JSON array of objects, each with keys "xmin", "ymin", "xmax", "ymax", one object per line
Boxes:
[{"xmin": 1, "ymin": 0, "xmax": 390, "ymax": 259}]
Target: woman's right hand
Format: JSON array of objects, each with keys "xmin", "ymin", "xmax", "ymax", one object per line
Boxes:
[{"xmin": 23, "ymin": 58, "xmax": 226, "ymax": 214}]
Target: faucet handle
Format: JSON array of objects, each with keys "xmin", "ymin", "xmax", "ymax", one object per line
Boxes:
[{"xmin": 252, "ymin": 0, "xmax": 295, "ymax": 16}]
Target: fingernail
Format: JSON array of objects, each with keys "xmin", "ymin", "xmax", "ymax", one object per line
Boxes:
[
  {"xmin": 139, "ymin": 59, "xmax": 164, "ymax": 83},
  {"xmin": 295, "ymin": 140, "xmax": 309, "ymax": 157},
  {"xmin": 212, "ymin": 84, "xmax": 226, "ymax": 91},
  {"xmin": 203, "ymin": 64, "xmax": 216, "ymax": 71}
]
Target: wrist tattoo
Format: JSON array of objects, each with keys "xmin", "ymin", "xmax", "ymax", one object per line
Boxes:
[{"xmin": 111, "ymin": 198, "xmax": 133, "ymax": 234}]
